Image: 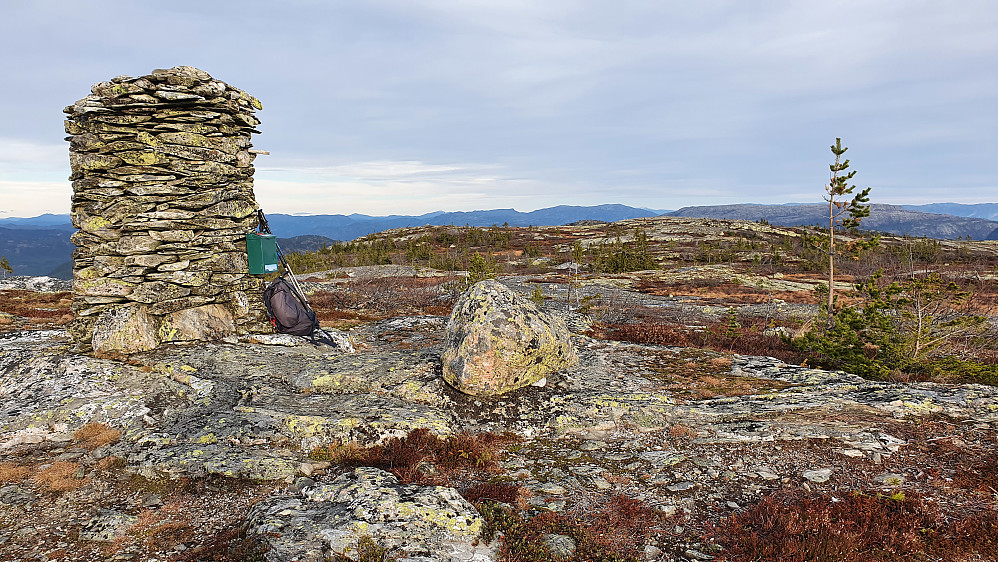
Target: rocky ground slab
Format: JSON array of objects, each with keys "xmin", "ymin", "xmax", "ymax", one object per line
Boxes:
[{"xmin": 3, "ymin": 296, "xmax": 998, "ymax": 560}]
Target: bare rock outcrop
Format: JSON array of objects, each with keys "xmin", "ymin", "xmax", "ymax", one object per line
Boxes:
[
  {"xmin": 248, "ymin": 467, "xmax": 494, "ymax": 561},
  {"xmin": 64, "ymin": 66, "xmax": 268, "ymax": 353},
  {"xmin": 4, "ymin": 317, "xmax": 998, "ymax": 559},
  {"xmin": 441, "ymin": 279, "xmax": 576, "ymax": 397}
]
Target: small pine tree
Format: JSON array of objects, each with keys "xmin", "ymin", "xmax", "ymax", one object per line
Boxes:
[
  {"xmin": 529, "ymin": 284, "xmax": 545, "ymax": 305},
  {"xmin": 467, "ymin": 252, "xmax": 500, "ymax": 285},
  {"xmin": 824, "ymin": 138, "xmax": 871, "ymax": 330},
  {"xmin": 0, "ymin": 256, "xmax": 12, "ymax": 279}
]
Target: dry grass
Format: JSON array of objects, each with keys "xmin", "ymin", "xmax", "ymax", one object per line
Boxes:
[
  {"xmin": 32, "ymin": 461, "xmax": 83, "ymax": 492},
  {"xmin": 94, "ymin": 455, "xmax": 127, "ymax": 472},
  {"xmin": 0, "ymin": 462, "xmax": 31, "ymax": 484},
  {"xmin": 668, "ymin": 424, "xmax": 698, "ymax": 439},
  {"xmin": 0, "ymin": 290, "xmax": 73, "ymax": 332},
  {"xmin": 709, "ymin": 356, "xmax": 732, "ymax": 369},
  {"xmin": 0, "ymin": 290, "xmax": 72, "ymax": 316},
  {"xmin": 73, "ymin": 422, "xmax": 121, "ymax": 451},
  {"xmin": 635, "ymin": 278, "xmax": 822, "ymax": 304},
  {"xmin": 308, "ymin": 275, "xmax": 460, "ymax": 329},
  {"xmin": 463, "ymin": 482, "xmax": 529, "ymax": 507},
  {"xmin": 126, "ymin": 504, "xmax": 198, "ymax": 553},
  {"xmin": 590, "ymin": 320, "xmax": 807, "ymax": 366}
]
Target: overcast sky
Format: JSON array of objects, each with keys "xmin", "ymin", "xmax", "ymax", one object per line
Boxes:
[{"xmin": 1, "ymin": 1, "xmax": 996, "ymax": 217}]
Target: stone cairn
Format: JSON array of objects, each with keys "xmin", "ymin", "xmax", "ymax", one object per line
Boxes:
[{"xmin": 65, "ymin": 66, "xmax": 269, "ymax": 354}]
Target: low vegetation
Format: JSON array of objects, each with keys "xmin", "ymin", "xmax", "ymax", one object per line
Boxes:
[
  {"xmin": 712, "ymin": 489, "xmax": 998, "ymax": 561},
  {"xmin": 478, "ymin": 496, "xmax": 667, "ymax": 562},
  {"xmin": 0, "ymin": 289, "xmax": 72, "ymax": 331},
  {"xmin": 305, "ymin": 275, "xmax": 459, "ymax": 329},
  {"xmin": 309, "ymin": 428, "xmax": 516, "ymax": 486},
  {"xmin": 311, "ymin": 429, "xmax": 672, "ymax": 561},
  {"xmin": 5, "ymin": 206, "xmax": 998, "ymax": 559}
]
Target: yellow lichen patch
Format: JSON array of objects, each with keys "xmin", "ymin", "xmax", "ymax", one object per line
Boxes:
[
  {"xmin": 75, "ymin": 277, "xmax": 135, "ymax": 296},
  {"xmin": 83, "ymin": 215, "xmax": 112, "ymax": 232},
  {"xmin": 157, "ymin": 318, "xmax": 178, "ymax": 342},
  {"xmin": 285, "ymin": 415, "xmax": 338, "ymax": 438},
  {"xmin": 312, "ymin": 373, "xmax": 345, "ymax": 390},
  {"xmin": 117, "ymin": 150, "xmax": 168, "ymax": 166},
  {"xmin": 135, "ymin": 131, "xmax": 162, "ymax": 146}
]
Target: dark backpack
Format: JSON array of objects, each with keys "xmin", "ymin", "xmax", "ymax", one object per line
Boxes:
[{"xmin": 263, "ymin": 277, "xmax": 319, "ymax": 338}]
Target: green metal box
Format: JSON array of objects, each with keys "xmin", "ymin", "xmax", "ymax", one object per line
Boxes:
[{"xmin": 246, "ymin": 232, "xmax": 279, "ymax": 274}]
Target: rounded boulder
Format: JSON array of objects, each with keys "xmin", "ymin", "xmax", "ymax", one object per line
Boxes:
[{"xmin": 441, "ymin": 279, "xmax": 576, "ymax": 397}]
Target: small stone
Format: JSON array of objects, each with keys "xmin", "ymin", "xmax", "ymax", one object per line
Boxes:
[
  {"xmin": 667, "ymin": 481, "xmax": 695, "ymax": 492},
  {"xmin": 545, "ymin": 499, "xmax": 567, "ymax": 511},
  {"xmin": 685, "ymin": 548, "xmax": 714, "ymax": 560},
  {"xmin": 756, "ymin": 469, "xmax": 779, "ymax": 480},
  {"xmin": 80, "ymin": 509, "xmax": 139, "ymax": 541},
  {"xmin": 657, "ymin": 505, "xmax": 679, "ymax": 517},
  {"xmin": 878, "ymin": 473, "xmax": 905, "ymax": 486},
  {"xmin": 593, "ymin": 478, "xmax": 612, "ymax": 490},
  {"xmin": 543, "ymin": 533, "xmax": 577, "ymax": 558},
  {"xmin": 141, "ymin": 494, "xmax": 164, "ymax": 508},
  {"xmin": 0, "ymin": 485, "xmax": 35, "ymax": 507},
  {"xmin": 292, "ymin": 477, "xmax": 315, "ymax": 494},
  {"xmin": 644, "ymin": 544, "xmax": 663, "ymax": 560},
  {"xmin": 537, "ymin": 483, "xmax": 567, "ymax": 495},
  {"xmin": 803, "ymin": 468, "xmax": 833, "ymax": 483}
]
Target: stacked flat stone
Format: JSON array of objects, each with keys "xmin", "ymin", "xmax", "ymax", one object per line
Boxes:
[{"xmin": 65, "ymin": 66, "xmax": 268, "ymax": 353}]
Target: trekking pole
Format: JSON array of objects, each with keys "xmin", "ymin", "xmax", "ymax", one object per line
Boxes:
[
  {"xmin": 257, "ymin": 209, "xmax": 337, "ymax": 344},
  {"xmin": 257, "ymin": 210, "xmax": 312, "ymax": 308}
]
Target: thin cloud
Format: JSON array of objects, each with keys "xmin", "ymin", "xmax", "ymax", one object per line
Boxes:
[{"xmin": 0, "ymin": 1, "xmax": 995, "ymax": 218}]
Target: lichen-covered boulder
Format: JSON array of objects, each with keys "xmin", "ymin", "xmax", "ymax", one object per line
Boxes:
[
  {"xmin": 90, "ymin": 304, "xmax": 159, "ymax": 354},
  {"xmin": 247, "ymin": 467, "xmax": 495, "ymax": 561},
  {"xmin": 160, "ymin": 303, "xmax": 236, "ymax": 343},
  {"xmin": 441, "ymin": 279, "xmax": 576, "ymax": 397}
]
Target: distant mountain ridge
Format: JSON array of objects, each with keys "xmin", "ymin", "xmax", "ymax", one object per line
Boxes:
[
  {"xmin": 667, "ymin": 204, "xmax": 998, "ymax": 240},
  {"xmin": 0, "ymin": 204, "xmax": 660, "ymax": 277},
  {"xmin": 4, "ymin": 202, "xmax": 998, "ymax": 279},
  {"xmin": 0, "ymin": 226, "xmax": 75, "ymax": 279},
  {"xmin": 902, "ymin": 203, "xmax": 998, "ymax": 222},
  {"xmin": 262, "ymin": 204, "xmax": 662, "ymax": 239}
]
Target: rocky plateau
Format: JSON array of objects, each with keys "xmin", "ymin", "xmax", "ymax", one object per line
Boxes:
[{"xmin": 3, "ymin": 271, "xmax": 998, "ymax": 561}]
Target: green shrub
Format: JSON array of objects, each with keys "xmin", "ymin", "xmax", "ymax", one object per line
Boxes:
[
  {"xmin": 529, "ymin": 285, "xmax": 545, "ymax": 305},
  {"xmin": 467, "ymin": 252, "xmax": 500, "ymax": 285},
  {"xmin": 590, "ymin": 229, "xmax": 657, "ymax": 273},
  {"xmin": 794, "ymin": 272, "xmax": 991, "ymax": 382}
]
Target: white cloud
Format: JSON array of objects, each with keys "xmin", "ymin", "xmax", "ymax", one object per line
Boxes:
[
  {"xmin": 254, "ymin": 159, "xmax": 546, "ymax": 215},
  {"xmin": 0, "ymin": 181, "xmax": 71, "ymax": 216},
  {"xmin": 0, "ymin": 138, "xmax": 71, "ymax": 217},
  {"xmin": 0, "ymin": 138, "xmax": 66, "ymax": 169}
]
